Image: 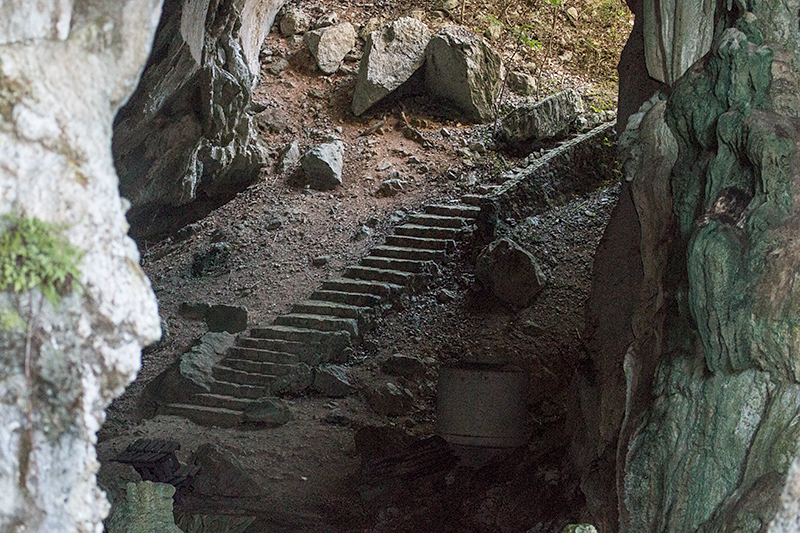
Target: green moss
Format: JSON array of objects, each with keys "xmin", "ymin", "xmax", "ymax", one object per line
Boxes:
[{"xmin": 0, "ymin": 215, "xmax": 83, "ymax": 305}]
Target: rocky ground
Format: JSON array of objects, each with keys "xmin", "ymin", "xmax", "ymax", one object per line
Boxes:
[{"xmin": 97, "ymin": 1, "xmax": 630, "ymax": 531}]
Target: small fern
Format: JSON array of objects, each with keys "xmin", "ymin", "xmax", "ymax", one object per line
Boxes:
[{"xmin": 0, "ymin": 215, "xmax": 83, "ymax": 305}]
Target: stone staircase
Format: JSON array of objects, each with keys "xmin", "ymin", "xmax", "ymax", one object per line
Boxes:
[{"xmin": 158, "ymin": 201, "xmax": 481, "ymax": 427}]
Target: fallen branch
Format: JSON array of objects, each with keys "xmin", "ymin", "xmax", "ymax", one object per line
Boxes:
[
  {"xmin": 358, "ymin": 116, "xmax": 387, "ymax": 137},
  {"xmin": 400, "ymin": 111, "xmax": 430, "ymax": 147}
]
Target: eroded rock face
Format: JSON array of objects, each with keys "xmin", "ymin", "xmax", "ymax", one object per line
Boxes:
[
  {"xmin": 113, "ymin": 0, "xmax": 282, "ymax": 241},
  {"xmin": 584, "ymin": 4, "xmax": 800, "ymax": 532},
  {"xmin": 0, "ymin": 0, "xmax": 162, "ymax": 530}
]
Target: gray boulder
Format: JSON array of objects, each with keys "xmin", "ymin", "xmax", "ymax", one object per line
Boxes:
[
  {"xmin": 352, "ymin": 17, "xmax": 432, "ymax": 116},
  {"xmin": 277, "ymin": 140, "xmax": 301, "ymax": 173},
  {"xmin": 304, "ymin": 22, "xmax": 357, "ymax": 74},
  {"xmin": 313, "ymin": 365, "xmax": 354, "ymax": 397},
  {"xmin": 301, "ymin": 140, "xmax": 345, "ymax": 190},
  {"xmin": 499, "ymin": 89, "xmax": 584, "ymax": 144},
  {"xmin": 280, "ymin": 8, "xmax": 310, "ymax": 36},
  {"xmin": 192, "ymin": 444, "xmax": 264, "ymax": 498},
  {"xmin": 367, "ymin": 381, "xmax": 416, "ymax": 416},
  {"xmin": 506, "ymin": 70, "xmax": 538, "ymax": 96},
  {"xmin": 113, "ymin": 0, "xmax": 278, "ymax": 240},
  {"xmin": 476, "ymin": 238, "xmax": 546, "ymax": 307},
  {"xmin": 243, "ymin": 397, "xmax": 293, "ymax": 427},
  {"xmin": 271, "ymin": 363, "xmax": 314, "ymax": 396},
  {"xmin": 425, "ymin": 25, "xmax": 503, "ymax": 122}
]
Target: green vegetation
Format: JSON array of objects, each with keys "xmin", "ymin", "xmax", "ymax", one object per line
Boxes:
[
  {"xmin": 0, "ymin": 215, "xmax": 83, "ymax": 306},
  {"xmin": 475, "ymin": 0, "xmax": 631, "ymax": 106}
]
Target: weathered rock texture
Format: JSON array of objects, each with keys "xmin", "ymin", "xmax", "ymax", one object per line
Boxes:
[
  {"xmin": 499, "ymin": 88, "xmax": 584, "ymax": 144},
  {"xmin": 580, "ymin": 2, "xmax": 800, "ymax": 532},
  {"xmin": 643, "ymin": 0, "xmax": 716, "ymax": 84},
  {"xmin": 104, "ymin": 481, "xmax": 183, "ymax": 533},
  {"xmin": 113, "ymin": 0, "xmax": 283, "ymax": 240},
  {"xmin": 424, "ymin": 25, "xmax": 503, "ymax": 123},
  {"xmin": 301, "ymin": 140, "xmax": 345, "ymax": 190},
  {"xmin": 0, "ymin": 0, "xmax": 162, "ymax": 531},
  {"xmin": 352, "ymin": 17, "xmax": 431, "ymax": 116},
  {"xmin": 304, "ymin": 22, "xmax": 356, "ymax": 74},
  {"xmin": 476, "ymin": 238, "xmax": 546, "ymax": 307}
]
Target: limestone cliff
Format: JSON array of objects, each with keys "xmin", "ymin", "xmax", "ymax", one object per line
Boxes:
[
  {"xmin": 0, "ymin": 0, "xmax": 162, "ymax": 530},
  {"xmin": 582, "ymin": 2, "xmax": 800, "ymax": 531},
  {"xmin": 113, "ymin": 0, "xmax": 283, "ymax": 241}
]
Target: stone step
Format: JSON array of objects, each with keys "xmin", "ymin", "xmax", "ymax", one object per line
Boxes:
[
  {"xmin": 321, "ymin": 278, "xmax": 402, "ymax": 297},
  {"xmin": 360, "ymin": 256, "xmax": 435, "ymax": 274},
  {"xmin": 423, "ymin": 204, "xmax": 481, "ymax": 219},
  {"xmin": 384, "ymin": 235, "xmax": 455, "ymax": 251},
  {"xmin": 476, "ymin": 184, "xmax": 501, "ymax": 195},
  {"xmin": 273, "ymin": 313, "xmax": 359, "ymax": 337},
  {"xmin": 394, "ymin": 224, "xmax": 463, "ymax": 240},
  {"xmin": 192, "ymin": 393, "xmax": 254, "ymax": 411},
  {"xmin": 370, "ymin": 245, "xmax": 446, "ymax": 262},
  {"xmin": 159, "ymin": 403, "xmax": 243, "ymax": 428},
  {"xmin": 231, "ymin": 343, "xmax": 305, "ymax": 362},
  {"xmin": 343, "ymin": 266, "xmax": 414, "ymax": 286},
  {"xmin": 223, "ymin": 358, "xmax": 296, "ymax": 376},
  {"xmin": 406, "ymin": 213, "xmax": 470, "ymax": 228},
  {"xmin": 292, "ymin": 300, "xmax": 364, "ymax": 319},
  {"xmin": 461, "ymin": 194, "xmax": 484, "ymax": 206},
  {"xmin": 210, "ymin": 379, "xmax": 271, "ymax": 399},
  {"xmin": 309, "ymin": 290, "xmax": 382, "ymax": 307},
  {"xmin": 249, "ymin": 325, "xmax": 345, "ymax": 345},
  {"xmin": 212, "ymin": 365, "xmax": 278, "ymax": 387}
]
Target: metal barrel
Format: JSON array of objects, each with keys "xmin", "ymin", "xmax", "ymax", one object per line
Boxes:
[{"xmin": 435, "ymin": 364, "xmax": 529, "ymax": 448}]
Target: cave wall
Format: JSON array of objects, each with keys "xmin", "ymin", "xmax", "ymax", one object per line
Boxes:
[
  {"xmin": 582, "ymin": 1, "xmax": 800, "ymax": 531},
  {"xmin": 0, "ymin": 1, "xmax": 162, "ymax": 530},
  {"xmin": 112, "ymin": 0, "xmax": 284, "ymax": 241}
]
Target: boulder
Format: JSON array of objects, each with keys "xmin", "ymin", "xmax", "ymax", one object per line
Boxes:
[
  {"xmin": 277, "ymin": 140, "xmax": 301, "ymax": 173},
  {"xmin": 271, "ymin": 363, "xmax": 314, "ymax": 396},
  {"xmin": 424, "ymin": 25, "xmax": 503, "ymax": 122},
  {"xmin": 352, "ymin": 17, "xmax": 432, "ymax": 116},
  {"xmin": 313, "ymin": 365, "xmax": 354, "ymax": 397},
  {"xmin": 367, "ymin": 381, "xmax": 416, "ymax": 416},
  {"xmin": 301, "ymin": 140, "xmax": 345, "ymax": 190},
  {"xmin": 506, "ymin": 70, "xmax": 537, "ymax": 96},
  {"xmin": 499, "ymin": 89, "xmax": 584, "ymax": 144},
  {"xmin": 280, "ymin": 7, "xmax": 310, "ymax": 36},
  {"xmin": 242, "ymin": 397, "xmax": 293, "ymax": 427},
  {"xmin": 192, "ymin": 444, "xmax": 264, "ymax": 498},
  {"xmin": 113, "ymin": 0, "xmax": 278, "ymax": 241},
  {"xmin": 104, "ymin": 482, "xmax": 183, "ymax": 533},
  {"xmin": 476, "ymin": 238, "xmax": 546, "ymax": 308},
  {"xmin": 304, "ymin": 22, "xmax": 356, "ymax": 74},
  {"xmin": 0, "ymin": 0, "xmax": 162, "ymax": 529},
  {"xmin": 377, "ymin": 178, "xmax": 407, "ymax": 197}
]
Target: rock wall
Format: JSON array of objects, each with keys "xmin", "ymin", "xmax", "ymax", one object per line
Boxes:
[
  {"xmin": 113, "ymin": 0, "xmax": 284, "ymax": 241},
  {"xmin": 0, "ymin": 1, "xmax": 162, "ymax": 531},
  {"xmin": 582, "ymin": 1, "xmax": 800, "ymax": 531}
]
